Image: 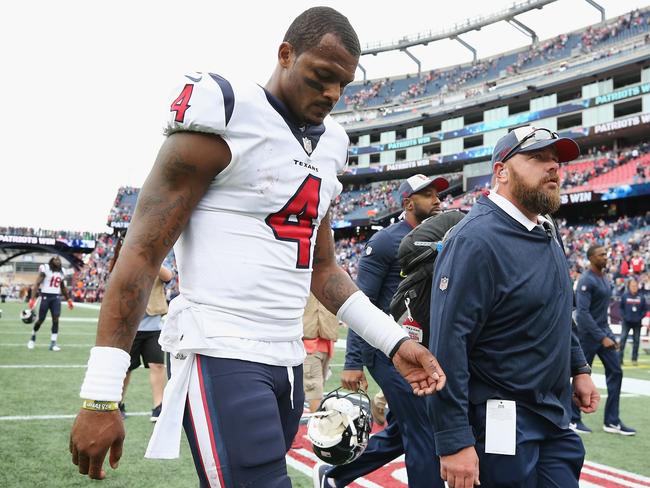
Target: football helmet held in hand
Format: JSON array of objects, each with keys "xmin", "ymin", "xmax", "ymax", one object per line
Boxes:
[{"xmin": 307, "ymin": 388, "xmax": 372, "ymax": 465}]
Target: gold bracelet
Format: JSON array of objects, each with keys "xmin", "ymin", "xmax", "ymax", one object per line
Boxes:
[{"xmin": 81, "ymin": 399, "xmax": 119, "ymax": 411}]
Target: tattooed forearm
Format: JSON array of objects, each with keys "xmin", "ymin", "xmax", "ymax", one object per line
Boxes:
[
  {"xmin": 311, "ymin": 208, "xmax": 359, "ymax": 313},
  {"xmin": 317, "ymin": 270, "xmax": 358, "ymax": 313},
  {"xmin": 94, "ymin": 131, "xmax": 229, "ymax": 349}
]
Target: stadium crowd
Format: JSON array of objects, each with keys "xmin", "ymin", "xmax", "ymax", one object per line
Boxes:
[
  {"xmin": 106, "ymin": 186, "xmax": 138, "ymax": 227},
  {"xmin": 579, "ymin": 9, "xmax": 647, "ymax": 53},
  {"xmin": 341, "ymin": 8, "xmax": 649, "ymax": 111},
  {"xmin": 561, "ymin": 143, "xmax": 650, "ymax": 189},
  {"xmin": 560, "ymin": 213, "xmax": 650, "ymax": 295},
  {"xmin": 0, "ymin": 227, "xmax": 99, "ymax": 240},
  {"xmin": 69, "ymin": 234, "xmax": 180, "ymax": 304},
  {"xmin": 331, "ymin": 180, "xmax": 402, "ymax": 221},
  {"xmin": 70, "ymin": 234, "xmax": 118, "ymax": 303},
  {"xmin": 331, "ymin": 212, "xmax": 650, "ymax": 298}
]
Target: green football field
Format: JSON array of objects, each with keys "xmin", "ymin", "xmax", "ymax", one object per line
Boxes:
[{"xmin": 0, "ymin": 300, "xmax": 648, "ymax": 487}]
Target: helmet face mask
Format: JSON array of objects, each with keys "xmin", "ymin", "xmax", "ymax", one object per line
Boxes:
[
  {"xmin": 21, "ymin": 309, "xmax": 35, "ymax": 324},
  {"xmin": 307, "ymin": 389, "xmax": 373, "ymax": 465}
]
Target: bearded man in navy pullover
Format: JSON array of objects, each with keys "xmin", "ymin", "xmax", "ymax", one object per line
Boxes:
[{"xmin": 428, "ymin": 126, "xmax": 600, "ymax": 488}]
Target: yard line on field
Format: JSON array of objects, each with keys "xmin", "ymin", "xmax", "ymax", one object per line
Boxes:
[
  {"xmin": 336, "ymin": 341, "xmax": 650, "ymax": 396},
  {"xmin": 592, "ymin": 373, "xmax": 650, "ymax": 396},
  {"xmin": 0, "ymin": 364, "xmax": 86, "ymax": 368},
  {"xmin": 0, "ymin": 412, "xmax": 150, "ymax": 421},
  {"xmin": 600, "ymin": 393, "xmax": 639, "ymax": 398},
  {"xmin": 0, "ymin": 331, "xmax": 97, "ymax": 336}
]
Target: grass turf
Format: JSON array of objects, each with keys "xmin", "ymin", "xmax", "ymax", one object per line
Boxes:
[{"xmin": 0, "ymin": 300, "xmax": 648, "ymax": 486}]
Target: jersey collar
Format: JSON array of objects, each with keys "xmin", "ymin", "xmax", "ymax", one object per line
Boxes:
[{"xmin": 262, "ymin": 88, "xmax": 326, "ymax": 157}]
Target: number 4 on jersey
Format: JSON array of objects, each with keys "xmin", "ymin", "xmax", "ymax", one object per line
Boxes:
[
  {"xmin": 266, "ymin": 175, "xmax": 322, "ymax": 269},
  {"xmin": 170, "ymin": 84, "xmax": 194, "ymax": 123}
]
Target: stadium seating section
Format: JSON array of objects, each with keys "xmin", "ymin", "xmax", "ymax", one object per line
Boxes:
[{"xmin": 335, "ymin": 9, "xmax": 650, "ymax": 111}]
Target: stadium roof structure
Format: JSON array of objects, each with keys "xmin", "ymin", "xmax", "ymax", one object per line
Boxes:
[
  {"xmin": 0, "ymin": 234, "xmax": 95, "ymax": 270},
  {"xmin": 356, "ymin": 0, "xmax": 606, "ymax": 79}
]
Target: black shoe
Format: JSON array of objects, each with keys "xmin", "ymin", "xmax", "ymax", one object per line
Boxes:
[
  {"xmin": 118, "ymin": 402, "xmax": 126, "ymax": 420},
  {"xmin": 150, "ymin": 403, "xmax": 162, "ymax": 422}
]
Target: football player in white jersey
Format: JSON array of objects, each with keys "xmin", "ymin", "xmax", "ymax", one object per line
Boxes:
[
  {"xmin": 70, "ymin": 7, "xmax": 446, "ymax": 486},
  {"xmin": 27, "ymin": 256, "xmax": 73, "ymax": 351}
]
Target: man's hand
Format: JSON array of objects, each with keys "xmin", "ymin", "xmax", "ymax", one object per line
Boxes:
[
  {"xmin": 391, "ymin": 339, "xmax": 446, "ymax": 395},
  {"xmin": 28, "ymin": 298, "xmax": 36, "ymax": 309},
  {"xmin": 341, "ymin": 369, "xmax": 368, "ymax": 391},
  {"xmin": 601, "ymin": 337, "xmax": 619, "ymax": 350},
  {"xmin": 70, "ymin": 409, "xmax": 124, "ymax": 480},
  {"xmin": 440, "ymin": 446, "xmax": 480, "ymax": 488},
  {"xmin": 572, "ymin": 374, "xmax": 600, "ymax": 414},
  {"xmin": 67, "ymin": 299, "xmax": 74, "ymax": 310}
]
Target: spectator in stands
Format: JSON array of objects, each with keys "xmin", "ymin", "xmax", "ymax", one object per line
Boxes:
[
  {"xmin": 619, "ymin": 278, "xmax": 647, "ymax": 366},
  {"xmin": 630, "ymin": 252, "xmax": 645, "ymax": 274}
]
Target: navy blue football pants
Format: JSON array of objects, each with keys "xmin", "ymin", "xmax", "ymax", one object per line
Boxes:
[
  {"xmin": 471, "ymin": 403, "xmax": 585, "ymax": 487},
  {"xmin": 327, "ymin": 350, "xmax": 443, "ymax": 488},
  {"xmin": 34, "ymin": 293, "xmax": 61, "ymax": 333},
  {"xmin": 571, "ymin": 336, "xmax": 622, "ymax": 426},
  {"xmin": 182, "ymin": 355, "xmax": 303, "ymax": 488}
]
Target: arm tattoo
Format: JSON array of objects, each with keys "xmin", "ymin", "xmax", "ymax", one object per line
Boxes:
[
  {"xmin": 311, "ymin": 208, "xmax": 359, "ymax": 313},
  {"xmin": 320, "ymin": 272, "xmax": 358, "ymax": 312}
]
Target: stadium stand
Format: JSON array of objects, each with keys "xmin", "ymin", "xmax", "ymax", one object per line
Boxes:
[
  {"xmin": 0, "ymin": 227, "xmax": 99, "ymax": 241},
  {"xmin": 336, "ymin": 8, "xmax": 650, "ymax": 112}
]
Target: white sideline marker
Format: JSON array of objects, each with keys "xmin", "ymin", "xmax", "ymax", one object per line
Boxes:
[
  {"xmin": 0, "ymin": 364, "xmax": 86, "ymax": 369},
  {"xmin": 0, "ymin": 412, "xmax": 150, "ymax": 421}
]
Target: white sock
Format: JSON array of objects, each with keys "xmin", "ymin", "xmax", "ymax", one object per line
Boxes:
[{"xmin": 51, "ymin": 333, "xmax": 58, "ymax": 342}]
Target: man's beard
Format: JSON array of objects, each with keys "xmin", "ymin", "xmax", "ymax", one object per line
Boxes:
[
  {"xmin": 413, "ymin": 203, "xmax": 439, "ymax": 223},
  {"xmin": 510, "ymin": 166, "xmax": 561, "ymax": 215}
]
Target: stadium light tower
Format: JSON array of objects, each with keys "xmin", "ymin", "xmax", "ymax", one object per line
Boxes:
[{"xmin": 360, "ymin": 0, "xmax": 559, "ymax": 75}]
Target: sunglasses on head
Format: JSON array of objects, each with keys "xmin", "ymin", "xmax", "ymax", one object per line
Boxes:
[{"xmin": 501, "ymin": 128, "xmax": 559, "ymax": 163}]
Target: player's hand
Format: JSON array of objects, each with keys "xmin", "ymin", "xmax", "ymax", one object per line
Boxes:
[
  {"xmin": 572, "ymin": 373, "xmax": 600, "ymax": 414},
  {"xmin": 391, "ymin": 339, "xmax": 446, "ymax": 395},
  {"xmin": 70, "ymin": 409, "xmax": 124, "ymax": 480},
  {"xmin": 341, "ymin": 369, "xmax": 368, "ymax": 391},
  {"xmin": 67, "ymin": 299, "xmax": 74, "ymax": 310},
  {"xmin": 28, "ymin": 298, "xmax": 36, "ymax": 309},
  {"xmin": 601, "ymin": 337, "xmax": 619, "ymax": 350},
  {"xmin": 440, "ymin": 446, "xmax": 480, "ymax": 488}
]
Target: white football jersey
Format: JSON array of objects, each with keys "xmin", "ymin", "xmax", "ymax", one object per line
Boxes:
[
  {"xmin": 39, "ymin": 264, "xmax": 64, "ymax": 294},
  {"xmin": 166, "ymin": 72, "xmax": 347, "ymax": 344}
]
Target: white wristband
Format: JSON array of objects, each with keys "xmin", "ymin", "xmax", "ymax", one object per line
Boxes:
[
  {"xmin": 79, "ymin": 346, "xmax": 131, "ymax": 401},
  {"xmin": 337, "ymin": 291, "xmax": 408, "ymax": 358}
]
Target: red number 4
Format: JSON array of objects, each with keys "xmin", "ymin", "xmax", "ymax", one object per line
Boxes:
[
  {"xmin": 170, "ymin": 84, "xmax": 194, "ymax": 123},
  {"xmin": 266, "ymin": 175, "xmax": 322, "ymax": 269}
]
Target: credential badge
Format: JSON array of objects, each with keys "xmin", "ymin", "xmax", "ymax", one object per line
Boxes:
[
  {"xmin": 303, "ymin": 137, "xmax": 313, "ymax": 154},
  {"xmin": 439, "ymin": 276, "xmax": 449, "ymax": 291}
]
